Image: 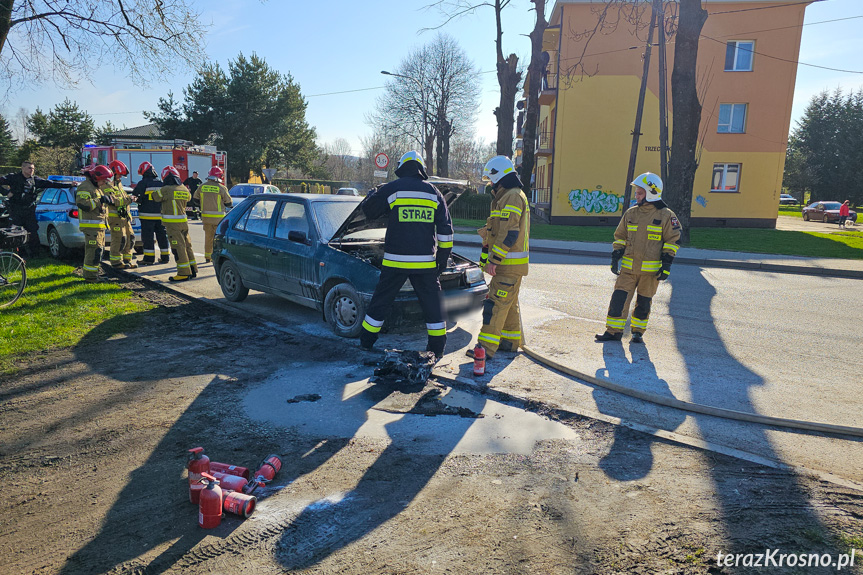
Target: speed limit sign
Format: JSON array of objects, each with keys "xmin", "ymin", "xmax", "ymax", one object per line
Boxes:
[{"xmin": 374, "ymin": 153, "xmax": 389, "ymax": 170}]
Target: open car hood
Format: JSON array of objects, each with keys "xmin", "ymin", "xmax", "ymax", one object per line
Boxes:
[{"xmin": 329, "ymin": 177, "xmax": 472, "ymax": 243}]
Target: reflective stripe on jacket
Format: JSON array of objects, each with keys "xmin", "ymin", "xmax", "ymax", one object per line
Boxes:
[
  {"xmin": 106, "ymin": 182, "xmax": 132, "ymax": 217},
  {"xmin": 152, "ymin": 184, "xmax": 191, "ymax": 223},
  {"xmin": 613, "ymin": 202, "xmax": 681, "ymax": 273},
  {"xmin": 76, "ymin": 179, "xmax": 108, "ymax": 229},
  {"xmin": 132, "ymin": 177, "xmax": 165, "ymax": 220},
  {"xmin": 483, "ymin": 186, "xmax": 530, "ymax": 276},
  {"xmin": 193, "ymin": 179, "xmax": 232, "ymax": 221}
]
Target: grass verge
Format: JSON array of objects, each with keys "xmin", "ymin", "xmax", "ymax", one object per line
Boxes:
[
  {"xmin": 453, "ymin": 219, "xmax": 863, "ymax": 259},
  {"xmin": 0, "ymin": 258, "xmax": 155, "ymax": 375}
]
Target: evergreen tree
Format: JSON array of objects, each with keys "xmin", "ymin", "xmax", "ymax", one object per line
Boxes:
[
  {"xmin": 28, "ymin": 99, "xmax": 94, "ymax": 149},
  {"xmin": 93, "ymin": 122, "xmax": 119, "ymax": 146},
  {"xmin": 0, "ymin": 114, "xmax": 16, "ymax": 165}
]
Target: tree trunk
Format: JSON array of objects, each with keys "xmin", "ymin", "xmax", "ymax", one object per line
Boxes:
[
  {"xmin": 436, "ymin": 116, "xmax": 452, "ymax": 177},
  {"xmin": 521, "ymin": 0, "xmax": 547, "ymax": 197},
  {"xmin": 665, "ymin": 0, "xmax": 707, "ymax": 244},
  {"xmin": 0, "ymin": 1, "xmax": 13, "ymax": 56},
  {"xmin": 425, "ymin": 132, "xmax": 435, "ymax": 176},
  {"xmin": 495, "ymin": 54, "xmax": 520, "ymax": 157}
]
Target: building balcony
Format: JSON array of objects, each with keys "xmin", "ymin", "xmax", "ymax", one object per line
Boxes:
[
  {"xmin": 536, "ymin": 131, "xmax": 554, "ymax": 157},
  {"xmin": 539, "ymin": 73, "xmax": 557, "ymax": 105},
  {"xmin": 532, "ymin": 187, "xmax": 551, "ymax": 205}
]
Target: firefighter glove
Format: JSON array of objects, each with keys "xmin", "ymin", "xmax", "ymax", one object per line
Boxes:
[
  {"xmin": 656, "ymin": 253, "xmax": 673, "ymax": 281},
  {"xmin": 610, "ymin": 249, "xmax": 624, "ymax": 276}
]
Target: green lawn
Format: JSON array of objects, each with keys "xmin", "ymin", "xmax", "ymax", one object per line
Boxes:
[
  {"xmin": 454, "ymin": 218, "xmax": 863, "ymax": 259},
  {"xmin": 0, "ymin": 258, "xmax": 154, "ymax": 375},
  {"xmin": 778, "ymin": 207, "xmax": 802, "ymax": 218}
]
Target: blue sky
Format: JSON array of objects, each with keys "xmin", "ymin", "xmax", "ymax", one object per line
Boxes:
[{"xmin": 2, "ymin": 0, "xmax": 861, "ymax": 156}]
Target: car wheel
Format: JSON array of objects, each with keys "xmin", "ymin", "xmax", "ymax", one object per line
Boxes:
[
  {"xmin": 218, "ymin": 260, "xmax": 249, "ymax": 302},
  {"xmin": 47, "ymin": 227, "xmax": 68, "ymax": 259},
  {"xmin": 324, "ymin": 282, "xmax": 366, "ymax": 338},
  {"xmin": 823, "ymin": 214, "xmax": 830, "ymax": 223},
  {"xmin": 802, "ymin": 212, "xmax": 809, "ymax": 221}
]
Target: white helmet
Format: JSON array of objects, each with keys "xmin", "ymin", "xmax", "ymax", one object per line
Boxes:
[
  {"xmin": 631, "ymin": 172, "xmax": 663, "ymax": 202},
  {"xmin": 482, "ymin": 155, "xmax": 515, "ymax": 185},
  {"xmin": 397, "ymin": 150, "xmax": 426, "ymax": 170}
]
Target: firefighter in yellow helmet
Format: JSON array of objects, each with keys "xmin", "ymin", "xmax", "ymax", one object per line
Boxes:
[
  {"xmin": 467, "ymin": 155, "xmax": 530, "ymax": 360},
  {"xmin": 192, "ymin": 166, "xmax": 232, "ymax": 263},
  {"xmin": 75, "ymin": 164, "xmax": 113, "ymax": 281},
  {"xmin": 595, "ymin": 172, "xmax": 681, "ymax": 343},
  {"xmin": 152, "ymin": 166, "xmax": 196, "ymax": 282},
  {"xmin": 107, "ymin": 160, "xmax": 137, "ymax": 269}
]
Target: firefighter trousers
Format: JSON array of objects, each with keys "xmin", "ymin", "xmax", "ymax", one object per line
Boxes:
[
  {"xmin": 605, "ymin": 271, "xmax": 659, "ymax": 334},
  {"xmin": 203, "ymin": 222, "xmax": 218, "ymax": 260},
  {"xmin": 360, "ymin": 268, "xmax": 447, "ymax": 358},
  {"xmin": 139, "ymin": 219, "xmax": 169, "ymax": 262},
  {"xmin": 108, "ymin": 216, "xmax": 134, "ymax": 267},
  {"xmin": 82, "ymin": 229, "xmax": 105, "ymax": 279},
  {"xmin": 163, "ymin": 222, "xmax": 196, "ymax": 277},
  {"xmin": 478, "ymin": 274, "xmax": 523, "ymax": 358}
]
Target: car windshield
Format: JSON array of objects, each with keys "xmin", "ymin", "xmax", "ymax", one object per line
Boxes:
[
  {"xmin": 313, "ymin": 200, "xmax": 362, "ymax": 242},
  {"xmin": 822, "ymin": 202, "xmax": 842, "ymax": 210}
]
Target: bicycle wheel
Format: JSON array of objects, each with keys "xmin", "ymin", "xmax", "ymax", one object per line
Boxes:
[{"xmin": 0, "ymin": 251, "xmax": 27, "ymax": 308}]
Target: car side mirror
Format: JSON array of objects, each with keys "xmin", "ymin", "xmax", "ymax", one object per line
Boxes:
[{"xmin": 288, "ymin": 230, "xmax": 309, "ymax": 244}]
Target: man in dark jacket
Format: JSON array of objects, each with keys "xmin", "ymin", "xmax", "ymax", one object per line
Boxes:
[
  {"xmin": 131, "ymin": 162, "xmax": 170, "ymax": 265},
  {"xmin": 183, "ymin": 171, "xmax": 203, "ymax": 220},
  {"xmin": 358, "ymin": 151, "xmax": 454, "ymax": 360},
  {"xmin": 0, "ymin": 161, "xmax": 55, "ymax": 257}
]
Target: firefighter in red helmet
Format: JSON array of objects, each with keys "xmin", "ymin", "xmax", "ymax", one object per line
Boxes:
[
  {"xmin": 131, "ymin": 161, "xmax": 170, "ymax": 265},
  {"xmin": 152, "ymin": 166, "xmax": 197, "ymax": 281},
  {"xmin": 193, "ymin": 166, "xmax": 232, "ymax": 263},
  {"xmin": 76, "ymin": 165, "xmax": 114, "ymax": 281},
  {"xmin": 106, "ymin": 160, "xmax": 137, "ymax": 269}
]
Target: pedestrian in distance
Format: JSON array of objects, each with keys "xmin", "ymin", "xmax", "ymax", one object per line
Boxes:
[
  {"xmin": 839, "ymin": 200, "xmax": 850, "ymax": 229},
  {"xmin": 75, "ymin": 164, "xmax": 114, "ymax": 282},
  {"xmin": 595, "ymin": 172, "xmax": 680, "ymax": 344},
  {"xmin": 358, "ymin": 151, "xmax": 454, "ymax": 360},
  {"xmin": 193, "ymin": 166, "xmax": 232, "ymax": 263},
  {"xmin": 106, "ymin": 160, "xmax": 137, "ymax": 269},
  {"xmin": 131, "ymin": 162, "xmax": 171, "ymax": 265},
  {"xmin": 466, "ymin": 155, "xmax": 530, "ymax": 361},
  {"xmin": 0, "ymin": 161, "xmax": 55, "ymax": 259},
  {"xmin": 153, "ymin": 166, "xmax": 197, "ymax": 282}
]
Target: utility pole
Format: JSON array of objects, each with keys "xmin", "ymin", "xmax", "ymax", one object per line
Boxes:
[
  {"xmin": 622, "ymin": 7, "xmax": 658, "ymax": 213},
  {"xmin": 656, "ymin": 0, "xmax": 670, "ymax": 184}
]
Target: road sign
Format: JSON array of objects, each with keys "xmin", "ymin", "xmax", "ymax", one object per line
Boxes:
[
  {"xmin": 374, "ymin": 153, "xmax": 389, "ymax": 170},
  {"xmin": 373, "ymin": 170, "xmax": 388, "ymax": 178},
  {"xmin": 262, "ymin": 168, "xmax": 276, "ymax": 180}
]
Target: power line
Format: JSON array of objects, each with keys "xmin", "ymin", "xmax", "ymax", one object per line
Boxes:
[
  {"xmin": 700, "ymin": 33, "xmax": 863, "ymax": 74},
  {"xmin": 709, "ymin": 0, "xmax": 828, "ymax": 15}
]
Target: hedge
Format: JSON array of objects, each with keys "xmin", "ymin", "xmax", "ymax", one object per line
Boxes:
[{"xmin": 450, "ymin": 192, "xmax": 492, "ymax": 220}]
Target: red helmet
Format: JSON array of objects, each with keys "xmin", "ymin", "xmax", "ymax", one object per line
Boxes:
[
  {"xmin": 161, "ymin": 166, "xmax": 180, "ymax": 180},
  {"xmin": 109, "ymin": 160, "xmax": 129, "ymax": 176},
  {"xmin": 81, "ymin": 164, "xmax": 96, "ymax": 174},
  {"xmin": 207, "ymin": 166, "xmax": 224, "ymax": 181},
  {"xmin": 138, "ymin": 161, "xmax": 154, "ymax": 176},
  {"xmin": 90, "ymin": 165, "xmax": 114, "ymax": 181}
]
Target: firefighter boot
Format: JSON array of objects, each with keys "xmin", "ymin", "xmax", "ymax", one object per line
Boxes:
[
  {"xmin": 160, "ymin": 254, "xmax": 170, "ymax": 264},
  {"xmin": 169, "ymin": 274, "xmax": 191, "ymax": 282},
  {"xmin": 190, "ymin": 264, "xmax": 198, "ymax": 278},
  {"xmin": 595, "ymin": 331, "xmax": 623, "ymax": 342},
  {"xmin": 631, "ymin": 332, "xmax": 644, "ymax": 344}
]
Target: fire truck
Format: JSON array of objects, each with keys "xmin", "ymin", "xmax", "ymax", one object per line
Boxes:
[{"xmin": 80, "ymin": 137, "xmax": 227, "ymax": 187}]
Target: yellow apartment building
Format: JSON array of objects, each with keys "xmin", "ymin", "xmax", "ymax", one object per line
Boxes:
[{"xmin": 522, "ymin": 0, "xmax": 809, "ymax": 227}]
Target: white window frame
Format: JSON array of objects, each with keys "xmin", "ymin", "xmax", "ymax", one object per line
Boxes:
[
  {"xmin": 717, "ymin": 103, "xmax": 748, "ymax": 133},
  {"xmin": 725, "ymin": 41, "xmax": 754, "ymax": 72},
  {"xmin": 711, "ymin": 163, "xmax": 741, "ymax": 193}
]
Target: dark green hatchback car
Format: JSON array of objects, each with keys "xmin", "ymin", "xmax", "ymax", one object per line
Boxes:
[{"xmin": 212, "ymin": 179, "xmax": 488, "ymax": 338}]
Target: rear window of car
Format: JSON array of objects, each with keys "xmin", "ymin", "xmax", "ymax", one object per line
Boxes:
[{"xmin": 39, "ymin": 189, "xmax": 60, "ymax": 204}]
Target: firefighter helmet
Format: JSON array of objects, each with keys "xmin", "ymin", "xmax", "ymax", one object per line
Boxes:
[
  {"xmin": 631, "ymin": 172, "xmax": 663, "ymax": 202},
  {"xmin": 109, "ymin": 160, "xmax": 129, "ymax": 176},
  {"xmin": 161, "ymin": 166, "xmax": 181, "ymax": 180},
  {"xmin": 90, "ymin": 165, "xmax": 114, "ymax": 181},
  {"xmin": 397, "ymin": 151, "xmax": 426, "ymax": 170},
  {"xmin": 207, "ymin": 166, "xmax": 224, "ymax": 181},
  {"xmin": 482, "ymin": 156, "xmax": 515, "ymax": 185},
  {"xmin": 138, "ymin": 161, "xmax": 154, "ymax": 176}
]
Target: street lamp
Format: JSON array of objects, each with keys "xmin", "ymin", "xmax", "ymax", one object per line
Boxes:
[{"xmin": 381, "ymin": 70, "xmax": 429, "ymax": 164}]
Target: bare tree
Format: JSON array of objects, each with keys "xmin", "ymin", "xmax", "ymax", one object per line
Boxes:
[
  {"xmin": 448, "ymin": 136, "xmax": 489, "ymax": 182},
  {"xmin": 323, "ymin": 138, "xmax": 357, "ymax": 182},
  {"xmin": 359, "ymin": 131, "xmax": 413, "ymax": 189},
  {"xmin": 0, "ymin": 1, "xmax": 207, "ymax": 96},
  {"xmin": 520, "ymin": 0, "xmax": 547, "ymax": 196}
]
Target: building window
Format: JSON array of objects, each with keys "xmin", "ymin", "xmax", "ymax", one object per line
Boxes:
[
  {"xmin": 711, "ymin": 163, "xmax": 741, "ymax": 192},
  {"xmin": 717, "ymin": 103, "xmax": 747, "ymax": 133},
  {"xmin": 725, "ymin": 41, "xmax": 754, "ymax": 71}
]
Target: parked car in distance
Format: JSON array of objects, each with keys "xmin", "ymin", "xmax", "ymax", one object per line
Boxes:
[
  {"xmin": 212, "ymin": 179, "xmax": 488, "ymax": 338},
  {"xmin": 226, "ymin": 183, "xmax": 281, "ymax": 213},
  {"xmin": 35, "ymin": 176, "xmax": 142, "ymax": 259},
  {"xmin": 335, "ymin": 187, "xmax": 360, "ymax": 196},
  {"xmin": 779, "ymin": 193, "xmax": 797, "ymax": 205},
  {"xmin": 801, "ymin": 201, "xmax": 857, "ymax": 223}
]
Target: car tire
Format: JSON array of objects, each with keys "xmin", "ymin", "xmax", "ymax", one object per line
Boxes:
[
  {"xmin": 324, "ymin": 282, "xmax": 366, "ymax": 338},
  {"xmin": 47, "ymin": 227, "xmax": 68, "ymax": 259},
  {"xmin": 823, "ymin": 214, "xmax": 830, "ymax": 223},
  {"xmin": 802, "ymin": 212, "xmax": 809, "ymax": 221},
  {"xmin": 218, "ymin": 260, "xmax": 249, "ymax": 302}
]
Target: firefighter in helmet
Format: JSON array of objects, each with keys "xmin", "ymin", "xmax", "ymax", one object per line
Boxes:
[
  {"xmin": 467, "ymin": 155, "xmax": 530, "ymax": 360},
  {"xmin": 358, "ymin": 151, "xmax": 453, "ymax": 360},
  {"xmin": 106, "ymin": 160, "xmax": 137, "ymax": 269},
  {"xmin": 132, "ymin": 162, "xmax": 171, "ymax": 265},
  {"xmin": 595, "ymin": 172, "xmax": 680, "ymax": 343},
  {"xmin": 152, "ymin": 166, "xmax": 196, "ymax": 282},
  {"xmin": 192, "ymin": 166, "xmax": 232, "ymax": 263},
  {"xmin": 75, "ymin": 164, "xmax": 114, "ymax": 281}
]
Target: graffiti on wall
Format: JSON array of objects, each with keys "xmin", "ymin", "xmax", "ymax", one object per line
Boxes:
[{"xmin": 568, "ymin": 188, "xmax": 624, "ymax": 214}]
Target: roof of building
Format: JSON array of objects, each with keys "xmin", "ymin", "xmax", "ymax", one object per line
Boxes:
[{"xmin": 107, "ymin": 123, "xmax": 163, "ymax": 139}]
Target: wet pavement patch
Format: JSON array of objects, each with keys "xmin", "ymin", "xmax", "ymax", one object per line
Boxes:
[{"xmin": 371, "ymin": 387, "xmax": 484, "ymax": 419}]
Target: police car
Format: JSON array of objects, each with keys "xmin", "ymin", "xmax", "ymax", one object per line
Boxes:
[{"xmin": 35, "ymin": 175, "xmax": 142, "ymax": 259}]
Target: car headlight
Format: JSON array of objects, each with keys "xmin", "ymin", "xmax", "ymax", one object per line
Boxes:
[{"xmin": 465, "ymin": 267, "xmax": 484, "ymax": 284}]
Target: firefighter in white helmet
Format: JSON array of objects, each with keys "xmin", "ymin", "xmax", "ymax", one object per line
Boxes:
[
  {"xmin": 595, "ymin": 172, "xmax": 680, "ymax": 343},
  {"xmin": 193, "ymin": 166, "xmax": 232, "ymax": 263},
  {"xmin": 466, "ymin": 155, "xmax": 530, "ymax": 360}
]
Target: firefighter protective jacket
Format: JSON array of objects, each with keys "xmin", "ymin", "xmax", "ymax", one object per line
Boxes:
[
  {"xmin": 132, "ymin": 176, "xmax": 165, "ymax": 222},
  {"xmin": 0, "ymin": 172, "xmax": 54, "ymax": 207},
  {"xmin": 152, "ymin": 183, "xmax": 191, "ymax": 224},
  {"xmin": 193, "ymin": 178, "xmax": 232, "ymax": 223},
  {"xmin": 75, "ymin": 179, "xmax": 108, "ymax": 231},
  {"xmin": 483, "ymin": 185, "xmax": 530, "ymax": 276},
  {"xmin": 361, "ymin": 175, "xmax": 453, "ymax": 273},
  {"xmin": 612, "ymin": 202, "xmax": 681, "ymax": 274},
  {"xmin": 107, "ymin": 182, "xmax": 132, "ymax": 218}
]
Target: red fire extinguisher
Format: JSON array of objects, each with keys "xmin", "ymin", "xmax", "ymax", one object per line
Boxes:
[
  {"xmin": 198, "ymin": 473, "xmax": 223, "ymax": 529},
  {"xmin": 211, "ymin": 470, "xmax": 248, "ymax": 493},
  {"xmin": 243, "ymin": 454, "xmax": 283, "ymax": 494},
  {"xmin": 209, "ymin": 461, "xmax": 252, "ymax": 481},
  {"xmin": 473, "ymin": 344, "xmax": 486, "ymax": 376},
  {"xmin": 223, "ymin": 491, "xmax": 257, "ymax": 518},
  {"xmin": 187, "ymin": 447, "xmax": 210, "ymax": 504}
]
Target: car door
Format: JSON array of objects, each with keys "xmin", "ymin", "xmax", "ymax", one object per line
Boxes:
[
  {"xmin": 35, "ymin": 188, "xmax": 61, "ymax": 243},
  {"xmin": 226, "ymin": 198, "xmax": 279, "ymax": 288},
  {"xmin": 266, "ymin": 200, "xmax": 316, "ymax": 301}
]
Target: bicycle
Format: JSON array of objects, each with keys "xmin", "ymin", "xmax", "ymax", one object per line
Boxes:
[{"xmin": 0, "ymin": 225, "xmax": 28, "ymax": 308}]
